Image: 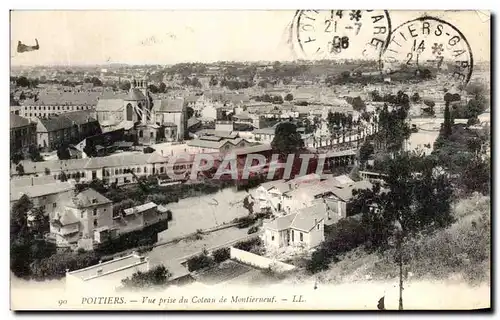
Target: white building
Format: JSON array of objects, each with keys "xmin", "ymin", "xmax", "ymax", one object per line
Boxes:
[
  {"xmin": 262, "ymin": 202, "xmax": 326, "ymax": 250},
  {"xmin": 65, "ymin": 253, "xmax": 149, "ymax": 291}
]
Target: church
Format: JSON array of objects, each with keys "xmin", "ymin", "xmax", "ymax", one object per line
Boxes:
[{"xmin": 95, "ymin": 78, "xmax": 187, "ymax": 145}]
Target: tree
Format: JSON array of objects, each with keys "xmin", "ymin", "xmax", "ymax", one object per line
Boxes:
[
  {"xmin": 57, "ymin": 145, "xmax": 71, "ymax": 160},
  {"xmin": 15, "ymin": 163, "xmax": 25, "ymax": 175},
  {"xmin": 271, "ymin": 122, "xmax": 304, "ymax": 156},
  {"xmin": 443, "ymin": 103, "xmax": 453, "ymax": 137},
  {"xmin": 158, "ymin": 82, "xmax": 167, "ymax": 93},
  {"xmin": 284, "ymin": 93, "xmax": 294, "ymax": 101},
  {"xmin": 351, "ymin": 96, "xmax": 366, "ymax": 112},
  {"xmin": 148, "ymin": 84, "xmax": 159, "ymax": 94},
  {"xmin": 186, "ymin": 107, "xmax": 194, "ymax": 119},
  {"xmin": 16, "ymin": 76, "xmax": 30, "ymax": 87},
  {"xmin": 120, "ymin": 81, "xmax": 131, "ymax": 91},
  {"xmin": 59, "ymin": 171, "xmax": 68, "ymax": 182},
  {"xmin": 351, "ymin": 152, "xmax": 454, "ymax": 250},
  {"xmin": 359, "ymin": 141, "xmax": 375, "ymax": 165},
  {"xmin": 121, "ymin": 265, "xmax": 171, "ymax": 290},
  {"xmin": 28, "ymin": 145, "xmax": 43, "ymax": 162},
  {"xmin": 209, "ymin": 76, "xmax": 218, "ymax": 87},
  {"xmin": 411, "ymin": 92, "xmax": 421, "ymax": 103}
]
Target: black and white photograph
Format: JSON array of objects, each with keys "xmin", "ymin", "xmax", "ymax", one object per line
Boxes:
[{"xmin": 8, "ymin": 9, "xmax": 491, "ymax": 310}]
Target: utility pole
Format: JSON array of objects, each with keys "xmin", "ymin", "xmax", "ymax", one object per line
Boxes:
[{"xmin": 394, "ymin": 219, "xmax": 404, "ymax": 310}]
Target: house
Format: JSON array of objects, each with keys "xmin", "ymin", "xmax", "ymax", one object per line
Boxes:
[
  {"xmin": 255, "ymin": 179, "xmax": 293, "ymax": 213},
  {"xmin": 262, "ymin": 202, "xmax": 326, "ymax": 250},
  {"xmin": 35, "ymin": 110, "xmax": 101, "ymax": 151},
  {"xmin": 186, "ymin": 132, "xmax": 251, "ymax": 154},
  {"xmin": 10, "ymin": 113, "xmax": 37, "ymax": 153},
  {"xmin": 65, "ymin": 253, "xmax": 150, "ymax": 291},
  {"xmin": 10, "ymin": 181, "xmax": 76, "ymax": 218},
  {"xmin": 113, "ymin": 202, "xmax": 169, "ymax": 235},
  {"xmin": 49, "ymin": 188, "xmax": 114, "ymax": 248}
]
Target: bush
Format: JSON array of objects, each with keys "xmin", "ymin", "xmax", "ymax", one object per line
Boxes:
[
  {"xmin": 166, "ymin": 210, "xmax": 173, "ymax": 221},
  {"xmin": 95, "ymin": 220, "xmax": 168, "ymax": 256},
  {"xmin": 234, "ymin": 237, "xmax": 262, "ymax": 252},
  {"xmin": 121, "ymin": 265, "xmax": 171, "ymax": 290},
  {"xmin": 212, "ymin": 247, "xmax": 230, "ymax": 263},
  {"xmin": 30, "ymin": 251, "xmax": 100, "ymax": 280},
  {"xmin": 306, "ymin": 218, "xmax": 369, "ymax": 274},
  {"xmin": 247, "ymin": 226, "xmax": 259, "ymax": 234},
  {"xmin": 187, "ymin": 253, "xmax": 214, "ymax": 272}
]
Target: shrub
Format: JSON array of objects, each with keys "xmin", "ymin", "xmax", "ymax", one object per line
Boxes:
[
  {"xmin": 30, "ymin": 251, "xmax": 100, "ymax": 280},
  {"xmin": 166, "ymin": 210, "xmax": 173, "ymax": 221},
  {"xmin": 234, "ymin": 237, "xmax": 262, "ymax": 252},
  {"xmin": 247, "ymin": 226, "xmax": 259, "ymax": 234},
  {"xmin": 121, "ymin": 265, "xmax": 171, "ymax": 290},
  {"xmin": 212, "ymin": 247, "xmax": 230, "ymax": 263},
  {"xmin": 187, "ymin": 253, "xmax": 214, "ymax": 272}
]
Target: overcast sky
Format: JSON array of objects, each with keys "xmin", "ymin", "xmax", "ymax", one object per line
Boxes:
[{"xmin": 10, "ymin": 10, "xmax": 490, "ymax": 66}]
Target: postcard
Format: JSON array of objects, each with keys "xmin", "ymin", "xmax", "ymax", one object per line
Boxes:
[{"xmin": 9, "ymin": 9, "xmax": 491, "ymax": 310}]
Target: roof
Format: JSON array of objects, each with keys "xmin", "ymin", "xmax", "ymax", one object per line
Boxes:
[
  {"xmin": 12, "ymin": 152, "xmax": 167, "ymax": 175},
  {"xmin": 21, "ymin": 91, "xmax": 102, "ymax": 106},
  {"xmin": 125, "ymin": 88, "xmax": 147, "ymax": 101},
  {"xmin": 53, "ymin": 209, "xmax": 79, "ymax": 226},
  {"xmin": 153, "ymin": 98, "xmax": 185, "ymax": 113},
  {"xmin": 96, "ymin": 99, "xmax": 124, "ymax": 112},
  {"xmin": 67, "ymin": 188, "xmax": 112, "ymax": 208},
  {"xmin": 67, "ymin": 254, "xmax": 148, "ymax": 280},
  {"xmin": 259, "ymin": 179, "xmax": 292, "ymax": 194},
  {"xmin": 10, "ymin": 114, "xmax": 32, "ymax": 129},
  {"xmin": 37, "ymin": 110, "xmax": 98, "ymax": 132},
  {"xmin": 10, "ymin": 181, "xmax": 75, "ymax": 202},
  {"xmin": 254, "ymin": 127, "xmax": 275, "ymax": 135},
  {"xmin": 85, "ymin": 152, "xmax": 167, "ymax": 169},
  {"xmin": 265, "ymin": 213, "xmax": 297, "ymax": 231},
  {"xmin": 328, "ymin": 180, "xmax": 373, "ymax": 202},
  {"xmin": 123, "ymin": 202, "xmax": 157, "ymax": 216},
  {"xmin": 290, "ymin": 203, "xmax": 327, "ymax": 232},
  {"xmin": 230, "ymin": 143, "xmax": 272, "ymax": 156}
]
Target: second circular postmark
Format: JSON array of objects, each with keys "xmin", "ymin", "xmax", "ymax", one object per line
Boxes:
[
  {"xmin": 291, "ymin": 10, "xmax": 392, "ymax": 60},
  {"xmin": 380, "ymin": 16, "xmax": 474, "ymax": 89}
]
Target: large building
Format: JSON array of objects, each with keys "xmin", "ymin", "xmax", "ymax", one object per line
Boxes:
[
  {"xmin": 36, "ymin": 110, "xmax": 101, "ymax": 151},
  {"xmin": 10, "ymin": 113, "xmax": 37, "ymax": 153},
  {"xmin": 15, "ymin": 90, "xmax": 100, "ymax": 120},
  {"xmin": 96, "ymin": 79, "xmax": 187, "ymax": 144}
]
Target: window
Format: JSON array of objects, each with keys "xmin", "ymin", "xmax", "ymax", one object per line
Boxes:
[
  {"xmin": 139, "ymin": 130, "xmax": 143, "ymax": 138},
  {"xmin": 93, "ymin": 219, "xmax": 98, "ymax": 227},
  {"xmin": 300, "ymin": 233, "xmax": 303, "ymax": 242},
  {"xmin": 81, "ymin": 213, "xmax": 84, "ymax": 219},
  {"xmin": 137, "ymin": 167, "xmax": 141, "ymax": 173},
  {"xmin": 144, "ymin": 167, "xmax": 147, "ymax": 173},
  {"xmin": 271, "ymin": 236, "xmax": 275, "ymax": 241},
  {"xmin": 317, "ymin": 224, "xmax": 320, "ymax": 230},
  {"xmin": 53, "ymin": 203, "xmax": 57, "ymax": 208},
  {"xmin": 93, "ymin": 208, "xmax": 98, "ymax": 216},
  {"xmin": 150, "ymin": 132, "xmax": 154, "ymax": 138},
  {"xmin": 160, "ymin": 167, "xmax": 164, "ymax": 173},
  {"xmin": 103, "ymin": 208, "xmax": 106, "ymax": 212},
  {"xmin": 291, "ymin": 230, "xmax": 294, "ymax": 242},
  {"xmin": 115, "ymin": 169, "xmax": 119, "ymax": 175}
]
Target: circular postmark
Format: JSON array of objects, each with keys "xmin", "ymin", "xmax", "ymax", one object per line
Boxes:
[
  {"xmin": 291, "ymin": 10, "xmax": 392, "ymax": 60},
  {"xmin": 380, "ymin": 16, "xmax": 474, "ymax": 89}
]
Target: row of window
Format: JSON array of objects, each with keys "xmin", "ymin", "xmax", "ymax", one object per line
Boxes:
[
  {"xmin": 24, "ymin": 105, "xmax": 92, "ymax": 111},
  {"xmin": 102, "ymin": 164, "xmax": 193, "ymax": 177}
]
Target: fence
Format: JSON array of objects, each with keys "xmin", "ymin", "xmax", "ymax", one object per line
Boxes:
[{"xmin": 229, "ymin": 247, "xmax": 295, "ymax": 272}]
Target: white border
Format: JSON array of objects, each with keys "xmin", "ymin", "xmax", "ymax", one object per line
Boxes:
[{"xmin": 2, "ymin": 1, "xmax": 497, "ymax": 319}]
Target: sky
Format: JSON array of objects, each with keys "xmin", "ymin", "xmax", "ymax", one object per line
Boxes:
[{"xmin": 10, "ymin": 10, "xmax": 490, "ymax": 66}]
